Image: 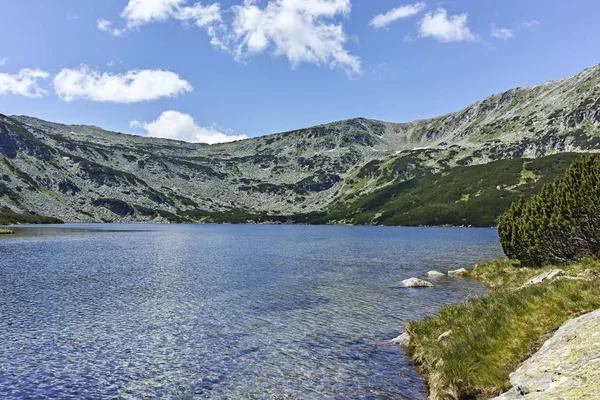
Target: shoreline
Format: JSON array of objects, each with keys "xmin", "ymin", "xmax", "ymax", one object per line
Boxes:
[{"xmin": 398, "ymin": 258, "xmax": 600, "ymax": 399}]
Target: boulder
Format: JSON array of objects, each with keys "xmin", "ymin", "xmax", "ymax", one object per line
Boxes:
[
  {"xmin": 519, "ymin": 269, "xmax": 564, "ymax": 289},
  {"xmin": 399, "ymin": 278, "xmax": 433, "ymax": 288},
  {"xmin": 428, "ymin": 270, "xmax": 446, "ymax": 277},
  {"xmin": 448, "ymin": 268, "xmax": 469, "ymax": 276},
  {"xmin": 390, "ymin": 332, "xmax": 410, "ymax": 347},
  {"xmin": 437, "ymin": 330, "xmax": 452, "ymax": 341},
  {"xmin": 494, "ymin": 309, "xmax": 600, "ymax": 399}
]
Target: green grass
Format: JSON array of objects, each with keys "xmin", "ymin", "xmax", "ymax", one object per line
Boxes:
[
  {"xmin": 0, "ymin": 228, "xmax": 15, "ymax": 234},
  {"xmin": 405, "ymin": 258, "xmax": 600, "ymax": 399}
]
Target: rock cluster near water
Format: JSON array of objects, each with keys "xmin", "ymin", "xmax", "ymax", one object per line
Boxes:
[
  {"xmin": 494, "ymin": 308, "xmax": 600, "ymax": 399},
  {"xmin": 398, "ymin": 267, "xmax": 472, "ymax": 289}
]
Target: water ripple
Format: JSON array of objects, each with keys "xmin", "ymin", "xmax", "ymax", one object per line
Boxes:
[{"xmin": 0, "ymin": 224, "xmax": 503, "ymax": 399}]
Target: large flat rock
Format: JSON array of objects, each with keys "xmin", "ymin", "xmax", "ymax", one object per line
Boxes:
[{"xmin": 494, "ymin": 309, "xmax": 600, "ymax": 399}]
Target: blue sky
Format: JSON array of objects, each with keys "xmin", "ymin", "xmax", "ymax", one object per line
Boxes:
[{"xmin": 0, "ymin": 0, "xmax": 599, "ymax": 143}]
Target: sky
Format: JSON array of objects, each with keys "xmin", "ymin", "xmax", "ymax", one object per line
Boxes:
[{"xmin": 0, "ymin": 0, "xmax": 599, "ymax": 143}]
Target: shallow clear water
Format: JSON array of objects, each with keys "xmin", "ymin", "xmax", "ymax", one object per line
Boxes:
[{"xmin": 0, "ymin": 224, "xmax": 503, "ymax": 399}]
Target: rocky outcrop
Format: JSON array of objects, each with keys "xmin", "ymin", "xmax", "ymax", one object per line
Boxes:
[
  {"xmin": 494, "ymin": 309, "xmax": 600, "ymax": 399},
  {"xmin": 391, "ymin": 332, "xmax": 411, "ymax": 347},
  {"xmin": 399, "ymin": 278, "xmax": 434, "ymax": 288},
  {"xmin": 519, "ymin": 269, "xmax": 564, "ymax": 289}
]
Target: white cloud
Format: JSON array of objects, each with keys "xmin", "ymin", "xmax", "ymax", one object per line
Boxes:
[
  {"xmin": 121, "ymin": 0, "xmax": 188, "ymax": 28},
  {"xmin": 97, "ymin": 19, "xmax": 128, "ymax": 37},
  {"xmin": 132, "ymin": 111, "xmax": 248, "ymax": 144},
  {"xmin": 99, "ymin": 0, "xmax": 360, "ymax": 75},
  {"xmin": 419, "ymin": 8, "xmax": 477, "ymax": 42},
  {"xmin": 370, "ymin": 2, "xmax": 426, "ymax": 29},
  {"xmin": 0, "ymin": 57, "xmax": 6, "ymax": 66},
  {"xmin": 53, "ymin": 65, "xmax": 192, "ymax": 103},
  {"xmin": 521, "ymin": 20, "xmax": 540, "ymax": 30},
  {"xmin": 491, "ymin": 24, "xmax": 513, "ymax": 40},
  {"xmin": 0, "ymin": 68, "xmax": 50, "ymax": 98},
  {"xmin": 221, "ymin": 0, "xmax": 360, "ymax": 75},
  {"xmin": 98, "ymin": 0, "xmax": 221, "ymax": 36}
]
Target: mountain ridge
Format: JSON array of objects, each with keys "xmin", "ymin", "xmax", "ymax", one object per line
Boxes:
[{"xmin": 1, "ymin": 63, "xmax": 599, "ymax": 224}]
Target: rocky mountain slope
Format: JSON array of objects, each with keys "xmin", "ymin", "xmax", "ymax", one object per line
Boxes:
[{"xmin": 1, "ymin": 64, "xmax": 599, "ymax": 223}]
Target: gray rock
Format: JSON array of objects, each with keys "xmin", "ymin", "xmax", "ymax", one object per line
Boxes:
[
  {"xmin": 493, "ymin": 308, "xmax": 600, "ymax": 399},
  {"xmin": 437, "ymin": 330, "xmax": 452, "ymax": 341},
  {"xmin": 390, "ymin": 332, "xmax": 410, "ymax": 347},
  {"xmin": 519, "ymin": 269, "xmax": 564, "ymax": 289},
  {"xmin": 428, "ymin": 270, "xmax": 446, "ymax": 277},
  {"xmin": 399, "ymin": 278, "xmax": 434, "ymax": 288},
  {"xmin": 448, "ymin": 268, "xmax": 469, "ymax": 276}
]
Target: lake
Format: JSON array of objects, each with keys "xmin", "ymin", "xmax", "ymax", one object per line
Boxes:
[{"xmin": 0, "ymin": 224, "xmax": 503, "ymax": 399}]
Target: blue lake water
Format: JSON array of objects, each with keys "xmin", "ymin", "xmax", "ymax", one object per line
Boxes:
[{"xmin": 0, "ymin": 224, "xmax": 503, "ymax": 399}]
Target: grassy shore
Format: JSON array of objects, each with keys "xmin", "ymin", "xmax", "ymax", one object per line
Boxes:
[
  {"xmin": 0, "ymin": 228, "xmax": 15, "ymax": 234},
  {"xmin": 405, "ymin": 258, "xmax": 600, "ymax": 400}
]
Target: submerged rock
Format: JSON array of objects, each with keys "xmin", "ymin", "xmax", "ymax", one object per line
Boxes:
[
  {"xmin": 448, "ymin": 268, "xmax": 469, "ymax": 276},
  {"xmin": 399, "ymin": 278, "xmax": 434, "ymax": 288},
  {"xmin": 391, "ymin": 332, "xmax": 411, "ymax": 347},
  {"xmin": 494, "ymin": 308, "xmax": 600, "ymax": 399},
  {"xmin": 428, "ymin": 270, "xmax": 445, "ymax": 277},
  {"xmin": 519, "ymin": 269, "xmax": 564, "ymax": 289}
]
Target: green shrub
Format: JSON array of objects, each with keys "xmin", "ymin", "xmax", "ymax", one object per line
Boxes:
[{"xmin": 499, "ymin": 155, "xmax": 600, "ymax": 266}]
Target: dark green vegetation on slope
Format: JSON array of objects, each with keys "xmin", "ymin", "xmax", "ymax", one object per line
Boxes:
[
  {"xmin": 325, "ymin": 153, "xmax": 582, "ymax": 227},
  {"xmin": 500, "ymin": 154, "xmax": 600, "ymax": 266},
  {"xmin": 185, "ymin": 153, "xmax": 584, "ymax": 226},
  {"xmin": 0, "ymin": 207, "xmax": 63, "ymax": 225},
  {"xmin": 406, "ymin": 259, "xmax": 600, "ymax": 400}
]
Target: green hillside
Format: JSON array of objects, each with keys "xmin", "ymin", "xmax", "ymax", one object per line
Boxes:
[{"xmin": 325, "ymin": 153, "xmax": 582, "ymax": 227}]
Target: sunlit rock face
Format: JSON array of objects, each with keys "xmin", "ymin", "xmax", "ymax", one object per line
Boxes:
[{"xmin": 494, "ymin": 308, "xmax": 600, "ymax": 399}]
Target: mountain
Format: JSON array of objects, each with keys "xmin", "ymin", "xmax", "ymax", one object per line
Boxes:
[{"xmin": 1, "ymin": 64, "xmax": 599, "ymax": 225}]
